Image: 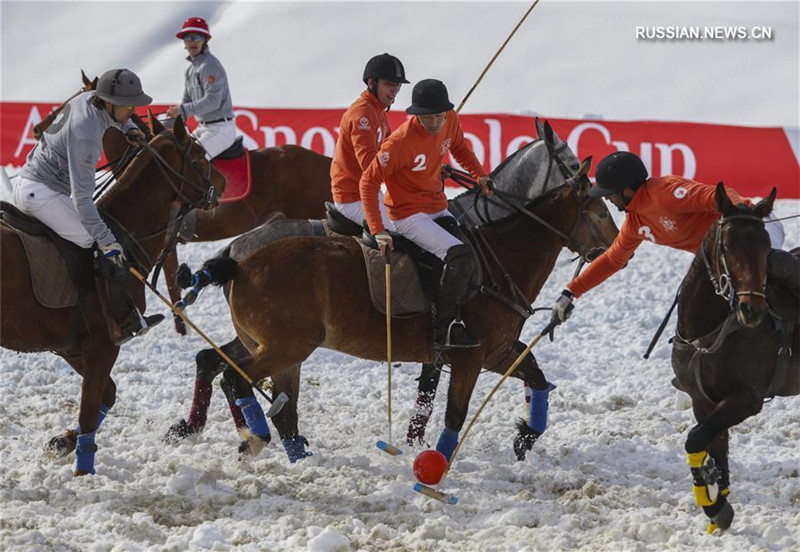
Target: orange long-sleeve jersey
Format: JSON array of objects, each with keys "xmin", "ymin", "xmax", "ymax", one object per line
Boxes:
[
  {"xmin": 330, "ymin": 90, "xmax": 391, "ymax": 204},
  {"xmin": 567, "ymin": 176, "xmax": 751, "ymax": 298},
  {"xmin": 359, "ymin": 111, "xmax": 487, "ymax": 235}
]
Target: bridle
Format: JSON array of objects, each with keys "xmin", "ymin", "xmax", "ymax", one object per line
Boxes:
[
  {"xmin": 101, "ymin": 130, "xmax": 219, "ymax": 276},
  {"xmin": 449, "ymin": 136, "xmax": 610, "ymax": 263},
  {"xmin": 701, "ymin": 214, "xmax": 767, "ymax": 308}
]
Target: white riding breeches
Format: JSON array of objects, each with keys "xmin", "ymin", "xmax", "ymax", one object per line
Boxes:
[
  {"xmin": 392, "ymin": 209, "xmax": 463, "ymax": 261},
  {"xmin": 13, "ymin": 177, "xmax": 94, "ymax": 248},
  {"xmin": 336, "ymin": 191, "xmax": 394, "ymax": 230},
  {"xmin": 764, "ymin": 211, "xmax": 784, "ymax": 249},
  {"xmin": 193, "ymin": 119, "xmax": 237, "ymax": 159}
]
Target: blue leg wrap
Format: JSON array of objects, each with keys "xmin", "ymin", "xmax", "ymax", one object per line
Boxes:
[
  {"xmin": 75, "ymin": 432, "xmax": 98, "ymax": 474},
  {"xmin": 528, "ymin": 382, "xmax": 556, "ymax": 434},
  {"xmin": 235, "ymin": 397, "xmax": 270, "ymax": 438},
  {"xmin": 75, "ymin": 403, "xmax": 111, "ymax": 434},
  {"xmin": 436, "ymin": 426, "xmax": 459, "ymax": 461},
  {"xmin": 282, "ymin": 435, "xmax": 313, "ymax": 463}
]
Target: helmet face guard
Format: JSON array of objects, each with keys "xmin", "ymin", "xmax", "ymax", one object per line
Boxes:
[
  {"xmin": 96, "ymin": 68, "xmax": 152, "ymax": 107},
  {"xmin": 590, "ymin": 151, "xmax": 648, "ymax": 197},
  {"xmin": 363, "ymin": 53, "xmax": 409, "ymax": 85},
  {"xmin": 406, "ymin": 79, "xmax": 454, "ymax": 115}
]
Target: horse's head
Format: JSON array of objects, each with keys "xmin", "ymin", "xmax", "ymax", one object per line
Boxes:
[
  {"xmin": 142, "ymin": 111, "xmax": 225, "ymax": 211},
  {"xmin": 535, "ymin": 119, "xmax": 619, "ymax": 262},
  {"xmin": 707, "ymin": 182, "xmax": 776, "ymax": 327}
]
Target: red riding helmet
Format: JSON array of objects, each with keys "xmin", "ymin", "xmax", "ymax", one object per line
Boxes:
[{"xmin": 176, "ymin": 16, "xmax": 211, "ymax": 40}]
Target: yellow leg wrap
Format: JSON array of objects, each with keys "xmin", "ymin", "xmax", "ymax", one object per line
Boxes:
[
  {"xmin": 706, "ymin": 521, "xmax": 718, "ymax": 534},
  {"xmin": 687, "ymin": 451, "xmax": 708, "ymax": 467},
  {"xmin": 687, "ymin": 451, "xmax": 719, "ymax": 506}
]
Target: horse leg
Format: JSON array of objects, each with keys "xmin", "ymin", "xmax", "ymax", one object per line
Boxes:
[
  {"xmin": 504, "ymin": 343, "xmax": 555, "ymax": 461},
  {"xmin": 47, "ymin": 357, "xmax": 118, "ymax": 459},
  {"xmin": 685, "ymin": 393, "xmax": 762, "ymax": 532},
  {"xmin": 435, "ymin": 359, "xmax": 483, "ymax": 461},
  {"xmin": 164, "ymin": 338, "xmax": 249, "ymax": 444},
  {"xmin": 406, "ymin": 362, "xmax": 443, "ymax": 446},
  {"xmin": 73, "ymin": 338, "xmax": 119, "ymax": 475},
  {"xmin": 269, "ymin": 364, "xmax": 313, "ymax": 463}
]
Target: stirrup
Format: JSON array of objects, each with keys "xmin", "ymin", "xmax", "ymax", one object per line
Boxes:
[
  {"xmin": 435, "ymin": 319, "xmax": 480, "ymax": 351},
  {"xmin": 135, "ymin": 314, "xmax": 165, "ymax": 337}
]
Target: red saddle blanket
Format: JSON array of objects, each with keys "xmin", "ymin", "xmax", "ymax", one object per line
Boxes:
[{"xmin": 213, "ymin": 150, "xmax": 252, "ymax": 204}]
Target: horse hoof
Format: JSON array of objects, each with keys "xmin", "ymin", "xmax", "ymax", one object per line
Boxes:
[
  {"xmin": 513, "ymin": 419, "xmax": 541, "ymax": 461},
  {"xmin": 46, "ymin": 430, "xmax": 77, "ymax": 458},
  {"xmin": 173, "ymin": 314, "xmax": 187, "ymax": 336},
  {"xmin": 163, "ymin": 419, "xmax": 200, "ymax": 444},
  {"xmin": 238, "ymin": 434, "xmax": 271, "ymax": 456},
  {"xmin": 705, "ymin": 498, "xmax": 734, "ymax": 531},
  {"xmin": 73, "ymin": 469, "xmax": 92, "ymax": 477}
]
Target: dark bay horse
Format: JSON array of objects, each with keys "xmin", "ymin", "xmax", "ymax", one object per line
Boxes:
[
  {"xmin": 0, "ymin": 114, "xmax": 224, "ymax": 475},
  {"xmin": 672, "ymin": 184, "xmax": 798, "ymax": 532},
  {"xmin": 184, "ymin": 120, "xmax": 619, "ymax": 464}
]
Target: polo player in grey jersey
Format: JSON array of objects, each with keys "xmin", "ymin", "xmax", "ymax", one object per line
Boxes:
[
  {"xmin": 16, "ymin": 68, "xmax": 164, "ymax": 345},
  {"xmin": 167, "ymin": 16, "xmax": 236, "ymax": 159}
]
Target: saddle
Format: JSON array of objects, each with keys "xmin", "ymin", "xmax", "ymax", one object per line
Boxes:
[
  {"xmin": 0, "ymin": 201, "xmax": 93, "ymax": 308},
  {"xmin": 213, "ymin": 137, "xmax": 252, "ymax": 204}
]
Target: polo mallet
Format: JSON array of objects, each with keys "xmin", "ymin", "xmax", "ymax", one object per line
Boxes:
[
  {"xmin": 376, "ymin": 250, "xmax": 402, "ymax": 456},
  {"xmin": 414, "ymin": 315, "xmax": 564, "ymax": 504},
  {"xmin": 33, "ymin": 71, "xmax": 95, "ymax": 139},
  {"xmin": 128, "ymin": 266, "xmax": 289, "ymax": 417},
  {"xmin": 455, "ymin": 0, "xmax": 540, "ymax": 114}
]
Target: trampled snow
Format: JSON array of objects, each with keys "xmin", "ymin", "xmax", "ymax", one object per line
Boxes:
[{"xmin": 1, "ymin": 2, "xmax": 798, "ymax": 551}]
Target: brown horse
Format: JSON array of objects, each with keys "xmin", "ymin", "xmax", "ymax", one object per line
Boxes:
[
  {"xmin": 672, "ymin": 184, "xmax": 798, "ymax": 532},
  {"xmin": 97, "ymin": 86, "xmax": 333, "ymax": 316},
  {"xmin": 185, "ymin": 122, "xmax": 619, "ymax": 464},
  {"xmin": 0, "ymin": 113, "xmax": 224, "ymax": 475}
]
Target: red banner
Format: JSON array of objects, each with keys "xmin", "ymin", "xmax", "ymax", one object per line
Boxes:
[{"xmin": 2, "ymin": 101, "xmax": 797, "ymax": 198}]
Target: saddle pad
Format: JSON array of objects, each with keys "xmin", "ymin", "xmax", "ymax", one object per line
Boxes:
[
  {"xmin": 215, "ymin": 149, "xmax": 252, "ymax": 204},
  {"xmin": 359, "ymin": 242, "xmax": 429, "ymax": 318},
  {"xmin": 10, "ymin": 226, "xmax": 77, "ymax": 308}
]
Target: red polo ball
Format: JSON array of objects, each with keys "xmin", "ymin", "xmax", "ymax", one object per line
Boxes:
[{"xmin": 413, "ymin": 450, "xmax": 448, "ymax": 485}]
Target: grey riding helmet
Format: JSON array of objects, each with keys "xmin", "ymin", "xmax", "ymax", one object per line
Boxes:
[
  {"xmin": 96, "ymin": 68, "xmax": 152, "ymax": 107},
  {"xmin": 590, "ymin": 151, "xmax": 649, "ymax": 197}
]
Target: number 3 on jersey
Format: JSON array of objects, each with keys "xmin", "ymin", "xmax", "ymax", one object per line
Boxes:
[{"xmin": 411, "ymin": 154, "xmax": 427, "ymax": 172}]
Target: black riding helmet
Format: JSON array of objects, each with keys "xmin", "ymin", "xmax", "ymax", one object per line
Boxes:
[
  {"xmin": 363, "ymin": 53, "xmax": 409, "ymax": 84},
  {"xmin": 590, "ymin": 151, "xmax": 649, "ymax": 197},
  {"xmin": 406, "ymin": 79, "xmax": 454, "ymax": 115}
]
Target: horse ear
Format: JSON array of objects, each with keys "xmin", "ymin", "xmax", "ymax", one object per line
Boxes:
[
  {"xmin": 148, "ymin": 109, "xmax": 165, "ymax": 136},
  {"xmin": 544, "ymin": 120, "xmax": 554, "ymax": 145},
  {"xmin": 81, "ymin": 70, "xmax": 97, "ymax": 90},
  {"xmin": 535, "ymin": 117, "xmax": 545, "ymax": 140},
  {"xmin": 173, "ymin": 115, "xmax": 190, "ymax": 144},
  {"xmin": 752, "ymin": 187, "xmax": 777, "ymax": 219},
  {"xmin": 579, "ymin": 155, "xmax": 593, "ymax": 176},
  {"xmin": 715, "ymin": 182, "xmax": 736, "ymax": 216}
]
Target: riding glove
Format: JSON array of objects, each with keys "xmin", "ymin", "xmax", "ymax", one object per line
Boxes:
[
  {"xmin": 552, "ymin": 289, "xmax": 575, "ymax": 322},
  {"xmin": 375, "ymin": 231, "xmax": 394, "ymax": 254},
  {"xmin": 100, "ymin": 241, "xmax": 126, "ymax": 267}
]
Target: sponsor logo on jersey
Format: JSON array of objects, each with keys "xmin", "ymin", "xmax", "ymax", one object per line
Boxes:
[
  {"xmin": 358, "ymin": 117, "xmax": 371, "ymax": 130},
  {"xmin": 659, "ymin": 216, "xmax": 677, "ymax": 231},
  {"xmin": 378, "ymin": 151, "xmax": 390, "ymax": 167},
  {"xmin": 441, "ymin": 138, "xmax": 452, "ymax": 155},
  {"xmin": 673, "ymin": 186, "xmax": 688, "ymax": 199}
]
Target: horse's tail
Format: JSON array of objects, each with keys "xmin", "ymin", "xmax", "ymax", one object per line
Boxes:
[{"xmin": 201, "ymin": 256, "xmax": 238, "ymax": 287}]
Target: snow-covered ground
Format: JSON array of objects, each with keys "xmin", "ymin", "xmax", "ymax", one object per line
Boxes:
[{"xmin": 1, "ymin": 1, "xmax": 798, "ymax": 551}]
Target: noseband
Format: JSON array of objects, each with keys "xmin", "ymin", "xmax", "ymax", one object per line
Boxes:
[{"xmin": 701, "ymin": 214, "xmax": 767, "ymax": 308}]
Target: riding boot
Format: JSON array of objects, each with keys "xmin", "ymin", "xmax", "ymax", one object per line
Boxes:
[
  {"xmin": 767, "ymin": 249, "xmax": 800, "ymax": 296},
  {"xmin": 434, "ymin": 244, "xmax": 479, "ymax": 350},
  {"xmin": 95, "ymin": 255, "xmax": 164, "ymax": 346}
]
